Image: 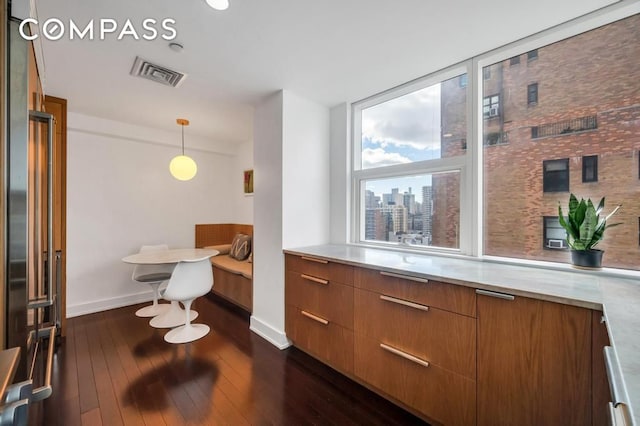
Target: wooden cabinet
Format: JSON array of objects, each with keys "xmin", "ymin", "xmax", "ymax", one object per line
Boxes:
[
  {"xmin": 354, "ymin": 282, "xmax": 476, "ymax": 425},
  {"xmin": 476, "ymin": 290, "xmax": 592, "ymax": 426},
  {"xmin": 284, "ymin": 254, "xmax": 354, "ymax": 374},
  {"xmin": 354, "ymin": 288, "xmax": 476, "ymax": 379},
  {"xmin": 355, "ymin": 267, "xmax": 476, "ymax": 317},
  {"xmin": 285, "ymin": 253, "xmax": 605, "ymax": 426}
]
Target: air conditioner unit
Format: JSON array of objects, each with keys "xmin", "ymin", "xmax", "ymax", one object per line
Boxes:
[
  {"xmin": 489, "ymin": 107, "xmax": 499, "ymax": 117},
  {"xmin": 547, "ymin": 239, "xmax": 566, "ymax": 249}
]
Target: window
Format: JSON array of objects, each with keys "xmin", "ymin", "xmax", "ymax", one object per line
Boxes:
[
  {"xmin": 361, "ymin": 173, "xmax": 460, "ymax": 249},
  {"xmin": 543, "ymin": 159, "xmax": 569, "ymax": 192},
  {"xmin": 350, "ymin": 11, "xmax": 640, "ymax": 271},
  {"xmin": 483, "ymin": 14, "xmax": 639, "ymax": 270},
  {"xmin": 582, "ymin": 155, "xmax": 598, "ymax": 182},
  {"xmin": 353, "ymin": 69, "xmax": 468, "ymax": 250},
  {"xmin": 510, "ymin": 56, "xmax": 520, "ymax": 66},
  {"xmin": 483, "ymin": 68, "xmax": 491, "ymax": 80},
  {"xmin": 543, "ymin": 217, "xmax": 567, "ymax": 250},
  {"xmin": 527, "ymin": 83, "xmax": 538, "ymax": 105},
  {"xmin": 483, "ymin": 95, "xmax": 499, "ymax": 118}
]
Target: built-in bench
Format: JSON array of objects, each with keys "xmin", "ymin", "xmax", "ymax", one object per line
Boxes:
[{"xmin": 195, "ymin": 224, "xmax": 253, "ymax": 312}]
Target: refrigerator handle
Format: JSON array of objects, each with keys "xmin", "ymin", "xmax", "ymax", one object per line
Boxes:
[{"xmin": 27, "ymin": 111, "xmax": 55, "ymax": 311}]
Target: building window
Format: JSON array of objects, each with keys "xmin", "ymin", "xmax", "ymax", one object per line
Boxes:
[
  {"xmin": 483, "ymin": 95, "xmax": 500, "ymax": 118},
  {"xmin": 527, "ymin": 49, "xmax": 538, "ymax": 61},
  {"xmin": 510, "ymin": 56, "xmax": 520, "ymax": 66},
  {"xmin": 582, "ymin": 155, "xmax": 598, "ymax": 182},
  {"xmin": 543, "ymin": 159, "xmax": 569, "ymax": 192},
  {"xmin": 483, "ymin": 68, "xmax": 491, "ymax": 80},
  {"xmin": 459, "ymin": 74, "xmax": 468, "ymax": 87},
  {"xmin": 543, "ymin": 217, "xmax": 568, "ymax": 250},
  {"xmin": 527, "ymin": 83, "xmax": 538, "ymax": 105},
  {"xmin": 353, "ymin": 68, "xmax": 468, "ymax": 250}
]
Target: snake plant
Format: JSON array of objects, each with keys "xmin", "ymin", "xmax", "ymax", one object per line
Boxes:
[{"xmin": 558, "ymin": 194, "xmax": 621, "ymax": 251}]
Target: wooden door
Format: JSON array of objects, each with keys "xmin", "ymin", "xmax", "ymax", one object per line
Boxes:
[
  {"xmin": 43, "ymin": 96, "xmax": 67, "ymax": 336},
  {"xmin": 477, "ymin": 291, "xmax": 592, "ymax": 426}
]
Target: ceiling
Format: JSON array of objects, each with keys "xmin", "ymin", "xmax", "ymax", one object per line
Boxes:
[{"xmin": 33, "ymin": 0, "xmax": 618, "ymax": 144}]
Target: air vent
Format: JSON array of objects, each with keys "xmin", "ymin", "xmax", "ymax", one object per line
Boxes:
[{"xmin": 130, "ymin": 56, "xmax": 186, "ymax": 87}]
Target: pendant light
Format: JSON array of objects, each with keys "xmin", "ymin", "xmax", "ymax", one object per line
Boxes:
[{"xmin": 169, "ymin": 118, "xmax": 197, "ymax": 181}]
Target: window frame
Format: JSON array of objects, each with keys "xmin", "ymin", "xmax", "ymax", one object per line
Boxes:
[
  {"xmin": 351, "ymin": 61, "xmax": 473, "ymax": 254},
  {"xmin": 543, "ymin": 158, "xmax": 570, "ymax": 193},
  {"xmin": 527, "ymin": 82, "xmax": 538, "ymax": 106},
  {"xmin": 348, "ymin": 1, "xmax": 639, "ymax": 275},
  {"xmin": 582, "ymin": 155, "xmax": 598, "ymax": 183},
  {"xmin": 543, "ymin": 216, "xmax": 568, "ymax": 250}
]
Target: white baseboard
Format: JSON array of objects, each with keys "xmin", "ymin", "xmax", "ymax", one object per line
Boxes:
[
  {"xmin": 66, "ymin": 291, "xmax": 154, "ymax": 318},
  {"xmin": 249, "ymin": 316, "xmax": 291, "ymax": 350}
]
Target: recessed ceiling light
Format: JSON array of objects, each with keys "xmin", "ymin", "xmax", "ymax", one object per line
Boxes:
[
  {"xmin": 169, "ymin": 42, "xmax": 183, "ymax": 52},
  {"xmin": 206, "ymin": 0, "xmax": 229, "ymax": 11}
]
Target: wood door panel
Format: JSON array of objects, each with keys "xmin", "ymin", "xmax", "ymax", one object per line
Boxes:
[
  {"xmin": 285, "ymin": 305, "xmax": 353, "ymax": 375},
  {"xmin": 285, "ymin": 270, "xmax": 353, "ymax": 329},
  {"xmin": 592, "ymin": 310, "xmax": 610, "ymax": 426},
  {"xmin": 354, "ymin": 267, "xmax": 476, "ymax": 317},
  {"xmin": 285, "ymin": 254, "xmax": 354, "ymax": 285},
  {"xmin": 477, "ymin": 294, "xmax": 591, "ymax": 426},
  {"xmin": 354, "ymin": 288, "xmax": 475, "ymax": 379},
  {"xmin": 354, "ymin": 333, "xmax": 475, "ymax": 426}
]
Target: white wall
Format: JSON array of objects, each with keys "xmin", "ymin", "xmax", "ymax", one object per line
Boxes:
[
  {"xmin": 233, "ymin": 141, "xmax": 254, "ymax": 225},
  {"xmin": 66, "ymin": 112, "xmax": 243, "ymax": 316},
  {"xmin": 250, "ymin": 90, "xmax": 331, "ymax": 349},
  {"xmin": 282, "ymin": 91, "xmax": 331, "ymax": 248},
  {"xmin": 251, "ymin": 92, "xmax": 286, "ymax": 347},
  {"xmin": 329, "ymin": 103, "xmax": 350, "ymax": 244}
]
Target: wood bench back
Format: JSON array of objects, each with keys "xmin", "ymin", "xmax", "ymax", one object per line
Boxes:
[{"xmin": 195, "ymin": 223, "xmax": 254, "ymax": 248}]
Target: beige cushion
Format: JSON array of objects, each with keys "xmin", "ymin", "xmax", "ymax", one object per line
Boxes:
[
  {"xmin": 210, "ymin": 255, "xmax": 252, "ymax": 279},
  {"xmin": 204, "ymin": 244, "xmax": 232, "ymax": 255},
  {"xmin": 229, "ymin": 234, "xmax": 252, "ymax": 261}
]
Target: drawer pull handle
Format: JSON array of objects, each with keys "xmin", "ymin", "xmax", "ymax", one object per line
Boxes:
[
  {"xmin": 380, "ymin": 343, "xmax": 430, "ymax": 368},
  {"xmin": 301, "ymin": 256, "xmax": 328, "ymax": 264},
  {"xmin": 380, "ymin": 295, "xmax": 429, "ymax": 312},
  {"xmin": 380, "ymin": 271, "xmax": 429, "ymax": 284},
  {"xmin": 604, "ymin": 346, "xmax": 627, "ymax": 406},
  {"xmin": 301, "ymin": 310, "xmax": 329, "ymax": 325},
  {"xmin": 476, "ymin": 289, "xmax": 515, "ymax": 300},
  {"xmin": 301, "ymin": 274, "xmax": 329, "ymax": 285}
]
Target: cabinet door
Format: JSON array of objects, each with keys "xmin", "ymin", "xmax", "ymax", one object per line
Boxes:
[{"xmin": 477, "ymin": 292, "xmax": 591, "ymax": 426}]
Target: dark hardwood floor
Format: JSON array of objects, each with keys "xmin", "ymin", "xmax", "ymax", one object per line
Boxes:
[{"xmin": 28, "ymin": 294, "xmax": 427, "ymax": 425}]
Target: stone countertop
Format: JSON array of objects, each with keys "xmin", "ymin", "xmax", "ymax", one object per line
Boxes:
[{"xmin": 283, "ymin": 244, "xmax": 640, "ymax": 425}]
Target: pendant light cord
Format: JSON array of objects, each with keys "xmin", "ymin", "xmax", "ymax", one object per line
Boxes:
[{"xmin": 181, "ymin": 124, "xmax": 185, "ymax": 155}]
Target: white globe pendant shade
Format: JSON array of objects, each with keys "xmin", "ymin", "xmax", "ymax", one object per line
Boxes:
[
  {"xmin": 170, "ymin": 155, "xmax": 197, "ymax": 181},
  {"xmin": 206, "ymin": 0, "xmax": 229, "ymax": 10}
]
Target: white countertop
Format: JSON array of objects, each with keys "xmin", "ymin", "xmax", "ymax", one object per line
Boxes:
[
  {"xmin": 122, "ymin": 248, "xmax": 219, "ymax": 264},
  {"xmin": 284, "ymin": 244, "xmax": 640, "ymax": 425}
]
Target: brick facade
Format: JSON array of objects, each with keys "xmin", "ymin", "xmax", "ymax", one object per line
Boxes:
[{"xmin": 436, "ymin": 13, "xmax": 640, "ymax": 269}]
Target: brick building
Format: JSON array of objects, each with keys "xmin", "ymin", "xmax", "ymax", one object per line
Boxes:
[{"xmin": 435, "ymin": 13, "xmax": 640, "ymax": 268}]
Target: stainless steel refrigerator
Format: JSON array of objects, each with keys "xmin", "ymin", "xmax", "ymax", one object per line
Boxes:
[{"xmin": 5, "ymin": 16, "xmax": 58, "ymax": 410}]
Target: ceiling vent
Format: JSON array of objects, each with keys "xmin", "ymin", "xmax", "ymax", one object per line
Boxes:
[{"xmin": 130, "ymin": 56, "xmax": 186, "ymax": 87}]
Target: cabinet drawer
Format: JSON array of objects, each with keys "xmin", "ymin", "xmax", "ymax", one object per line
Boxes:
[
  {"xmin": 355, "ymin": 333, "xmax": 475, "ymax": 426},
  {"xmin": 285, "ymin": 305, "xmax": 353, "ymax": 375},
  {"xmin": 286, "ymin": 270, "xmax": 353, "ymax": 329},
  {"xmin": 354, "ymin": 267, "xmax": 476, "ymax": 317},
  {"xmin": 285, "ymin": 254, "xmax": 354, "ymax": 284},
  {"xmin": 354, "ymin": 288, "xmax": 475, "ymax": 379}
]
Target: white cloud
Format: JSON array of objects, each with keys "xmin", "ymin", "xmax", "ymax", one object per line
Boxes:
[
  {"xmin": 362, "ymin": 83, "xmax": 441, "ymax": 151},
  {"xmin": 362, "ymin": 148, "xmax": 412, "ymax": 169}
]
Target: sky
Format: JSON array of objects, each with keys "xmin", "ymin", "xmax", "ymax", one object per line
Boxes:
[{"xmin": 361, "ymin": 81, "xmax": 442, "ymax": 170}]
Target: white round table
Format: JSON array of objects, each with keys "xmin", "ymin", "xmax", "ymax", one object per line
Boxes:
[
  {"xmin": 122, "ymin": 248, "xmax": 218, "ymax": 265},
  {"xmin": 122, "ymin": 248, "xmax": 218, "ymax": 333}
]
